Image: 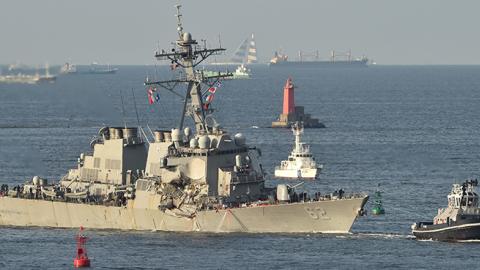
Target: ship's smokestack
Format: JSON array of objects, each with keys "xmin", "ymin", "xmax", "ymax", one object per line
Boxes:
[{"xmin": 282, "ymin": 78, "xmax": 295, "ymax": 114}]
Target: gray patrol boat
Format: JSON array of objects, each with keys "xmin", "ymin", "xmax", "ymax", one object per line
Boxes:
[{"xmin": 0, "ymin": 5, "xmax": 368, "ymax": 233}]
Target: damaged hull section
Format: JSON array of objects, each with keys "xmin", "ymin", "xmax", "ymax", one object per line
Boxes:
[{"xmin": 0, "ymin": 196, "xmax": 368, "ymax": 233}]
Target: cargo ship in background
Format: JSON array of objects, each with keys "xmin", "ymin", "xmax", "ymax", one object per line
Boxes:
[{"xmin": 269, "ymin": 49, "xmax": 368, "ymax": 67}]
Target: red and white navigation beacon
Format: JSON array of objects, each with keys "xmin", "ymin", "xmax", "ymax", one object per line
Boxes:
[{"xmin": 73, "ymin": 226, "xmax": 91, "ymax": 268}]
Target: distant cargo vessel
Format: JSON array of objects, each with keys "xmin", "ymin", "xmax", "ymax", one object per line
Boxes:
[
  {"xmin": 88, "ymin": 63, "xmax": 118, "ymax": 74},
  {"xmin": 269, "ymin": 50, "xmax": 368, "ymax": 67}
]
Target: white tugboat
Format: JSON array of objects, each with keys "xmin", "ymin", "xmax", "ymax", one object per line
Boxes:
[{"xmin": 274, "ymin": 122, "xmax": 322, "ymax": 179}]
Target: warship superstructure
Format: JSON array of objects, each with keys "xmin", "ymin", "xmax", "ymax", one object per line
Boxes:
[
  {"xmin": 0, "ymin": 5, "xmax": 368, "ymax": 233},
  {"xmin": 412, "ymin": 179, "xmax": 480, "ymax": 241},
  {"xmin": 274, "ymin": 122, "xmax": 322, "ymax": 179}
]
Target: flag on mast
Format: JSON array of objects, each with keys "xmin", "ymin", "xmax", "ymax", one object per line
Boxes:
[{"xmin": 147, "ymin": 87, "xmax": 155, "ymax": 104}]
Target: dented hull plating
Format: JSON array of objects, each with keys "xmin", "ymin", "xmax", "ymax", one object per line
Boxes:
[{"xmin": 0, "ymin": 196, "xmax": 368, "ymax": 233}]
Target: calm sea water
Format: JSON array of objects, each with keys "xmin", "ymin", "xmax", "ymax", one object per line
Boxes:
[{"xmin": 1, "ymin": 65, "xmax": 480, "ymax": 269}]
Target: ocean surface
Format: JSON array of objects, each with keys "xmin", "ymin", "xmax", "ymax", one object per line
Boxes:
[{"xmin": 1, "ymin": 65, "xmax": 480, "ymax": 269}]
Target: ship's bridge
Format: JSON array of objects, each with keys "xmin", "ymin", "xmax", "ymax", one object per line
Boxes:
[{"xmin": 448, "ymin": 181, "xmax": 479, "ymax": 209}]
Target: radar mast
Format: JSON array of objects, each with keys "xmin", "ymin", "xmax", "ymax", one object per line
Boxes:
[{"xmin": 145, "ymin": 4, "xmax": 231, "ymax": 134}]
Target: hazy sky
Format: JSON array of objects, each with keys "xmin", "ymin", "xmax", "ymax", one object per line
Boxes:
[{"xmin": 2, "ymin": 0, "xmax": 480, "ymax": 65}]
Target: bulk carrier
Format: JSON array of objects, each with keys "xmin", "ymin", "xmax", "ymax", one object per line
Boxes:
[{"xmin": 269, "ymin": 50, "xmax": 368, "ymax": 67}]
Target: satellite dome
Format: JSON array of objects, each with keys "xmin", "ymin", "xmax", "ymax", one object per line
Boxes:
[
  {"xmin": 189, "ymin": 138, "xmax": 198, "ymax": 148},
  {"xmin": 32, "ymin": 176, "xmax": 40, "ymax": 185},
  {"xmin": 183, "ymin": 32, "xmax": 192, "ymax": 42},
  {"xmin": 234, "ymin": 133, "xmax": 246, "ymax": 146},
  {"xmin": 184, "ymin": 127, "xmax": 191, "ymax": 138},
  {"xmin": 198, "ymin": 135, "xmax": 210, "ymax": 149},
  {"xmin": 171, "ymin": 128, "xmax": 182, "ymax": 142}
]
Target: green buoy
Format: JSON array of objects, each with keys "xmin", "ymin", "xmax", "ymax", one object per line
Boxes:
[{"xmin": 371, "ymin": 190, "xmax": 385, "ymax": 215}]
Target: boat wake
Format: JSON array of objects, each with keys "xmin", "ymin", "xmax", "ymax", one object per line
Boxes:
[{"xmin": 337, "ymin": 232, "xmax": 414, "ymax": 240}]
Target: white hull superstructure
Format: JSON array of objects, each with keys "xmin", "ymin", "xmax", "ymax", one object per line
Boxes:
[
  {"xmin": 275, "ymin": 168, "xmax": 318, "ymax": 179},
  {"xmin": 275, "ymin": 122, "xmax": 322, "ymax": 179}
]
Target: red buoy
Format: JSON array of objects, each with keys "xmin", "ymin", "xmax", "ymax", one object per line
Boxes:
[{"xmin": 73, "ymin": 227, "xmax": 91, "ymax": 268}]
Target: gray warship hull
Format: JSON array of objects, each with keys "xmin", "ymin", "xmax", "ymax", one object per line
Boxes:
[{"xmin": 0, "ymin": 195, "xmax": 367, "ymax": 233}]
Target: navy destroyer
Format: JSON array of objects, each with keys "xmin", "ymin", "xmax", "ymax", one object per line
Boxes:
[
  {"xmin": 412, "ymin": 179, "xmax": 480, "ymax": 241},
  {"xmin": 0, "ymin": 5, "xmax": 368, "ymax": 233}
]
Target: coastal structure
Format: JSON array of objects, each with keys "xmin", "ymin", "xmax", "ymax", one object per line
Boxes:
[
  {"xmin": 272, "ymin": 78, "xmax": 325, "ymax": 128},
  {"xmin": 0, "ymin": 5, "xmax": 368, "ymax": 234}
]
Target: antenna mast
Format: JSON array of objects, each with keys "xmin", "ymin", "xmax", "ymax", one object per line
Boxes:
[{"xmin": 145, "ymin": 4, "xmax": 231, "ymax": 134}]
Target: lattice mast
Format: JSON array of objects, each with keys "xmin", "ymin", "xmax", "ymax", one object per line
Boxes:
[{"xmin": 145, "ymin": 5, "xmax": 230, "ymax": 134}]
